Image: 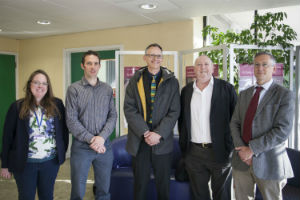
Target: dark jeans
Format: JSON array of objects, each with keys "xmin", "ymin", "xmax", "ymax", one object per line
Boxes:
[
  {"xmin": 132, "ymin": 140, "xmax": 172, "ymax": 200},
  {"xmin": 13, "ymin": 158, "xmax": 59, "ymax": 200},
  {"xmin": 185, "ymin": 143, "xmax": 232, "ymax": 200}
]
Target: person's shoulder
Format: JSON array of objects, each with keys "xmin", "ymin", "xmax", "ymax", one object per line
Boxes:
[
  {"xmin": 237, "ymin": 86, "xmax": 253, "ymax": 96},
  {"xmin": 99, "ymin": 81, "xmax": 113, "ymax": 91},
  {"xmin": 180, "ymin": 82, "xmax": 193, "ymax": 96},
  {"xmin": 132, "ymin": 67, "xmax": 146, "ymax": 79},
  {"xmin": 53, "ymin": 97, "xmax": 63, "ymax": 104},
  {"xmin": 69, "ymin": 80, "xmax": 82, "ymax": 88},
  {"xmin": 272, "ymin": 83, "xmax": 293, "ymax": 97},
  {"xmin": 161, "ymin": 67, "xmax": 174, "ymax": 77},
  {"xmin": 182, "ymin": 82, "xmax": 193, "ymax": 91},
  {"xmin": 215, "ymin": 78, "xmax": 234, "ymax": 88},
  {"xmin": 66, "ymin": 80, "xmax": 82, "ymax": 94},
  {"xmin": 273, "ymin": 83, "xmax": 289, "ymax": 92},
  {"xmin": 7, "ymin": 99, "xmax": 24, "ymax": 113}
]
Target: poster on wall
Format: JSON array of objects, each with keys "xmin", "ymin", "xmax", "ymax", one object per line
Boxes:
[
  {"xmin": 185, "ymin": 64, "xmax": 219, "ymax": 84},
  {"xmin": 239, "ymin": 64, "xmax": 255, "ymax": 92},
  {"xmin": 124, "ymin": 66, "xmax": 140, "ymax": 89},
  {"xmin": 124, "ymin": 66, "xmax": 140, "ymax": 129},
  {"xmin": 239, "ymin": 63, "xmax": 284, "ymax": 92},
  {"xmin": 272, "ymin": 63, "xmax": 284, "ymax": 85}
]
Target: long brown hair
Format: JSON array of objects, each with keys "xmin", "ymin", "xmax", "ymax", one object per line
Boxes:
[{"xmin": 19, "ymin": 69, "xmax": 60, "ymax": 119}]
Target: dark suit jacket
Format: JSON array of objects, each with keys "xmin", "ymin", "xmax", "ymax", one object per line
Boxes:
[
  {"xmin": 1, "ymin": 98, "xmax": 69, "ymax": 173},
  {"xmin": 179, "ymin": 78, "xmax": 237, "ymax": 163}
]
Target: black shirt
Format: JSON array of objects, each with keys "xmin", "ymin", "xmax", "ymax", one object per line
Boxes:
[{"xmin": 142, "ymin": 68, "xmax": 162, "ymax": 130}]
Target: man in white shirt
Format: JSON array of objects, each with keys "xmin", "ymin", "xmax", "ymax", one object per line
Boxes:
[{"xmin": 179, "ymin": 55, "xmax": 237, "ymax": 200}]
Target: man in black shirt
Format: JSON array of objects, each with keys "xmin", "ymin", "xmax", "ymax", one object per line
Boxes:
[{"xmin": 124, "ymin": 43, "xmax": 180, "ymax": 200}]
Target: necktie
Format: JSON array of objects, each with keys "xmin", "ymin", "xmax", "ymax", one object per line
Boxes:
[
  {"xmin": 242, "ymin": 86, "xmax": 263, "ymax": 144},
  {"xmin": 149, "ymin": 75, "xmax": 156, "ymax": 124}
]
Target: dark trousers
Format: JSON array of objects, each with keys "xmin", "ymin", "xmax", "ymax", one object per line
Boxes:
[
  {"xmin": 13, "ymin": 158, "xmax": 59, "ymax": 200},
  {"xmin": 132, "ymin": 140, "xmax": 172, "ymax": 200},
  {"xmin": 185, "ymin": 144, "xmax": 232, "ymax": 200}
]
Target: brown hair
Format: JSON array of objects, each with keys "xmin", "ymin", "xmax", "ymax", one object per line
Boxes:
[
  {"xmin": 81, "ymin": 50, "xmax": 100, "ymax": 65},
  {"xmin": 145, "ymin": 43, "xmax": 163, "ymax": 54},
  {"xmin": 19, "ymin": 69, "xmax": 60, "ymax": 119}
]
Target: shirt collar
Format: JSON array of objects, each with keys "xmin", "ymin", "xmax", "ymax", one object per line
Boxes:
[
  {"xmin": 193, "ymin": 77, "xmax": 214, "ymax": 91},
  {"xmin": 81, "ymin": 76, "xmax": 100, "ymax": 87},
  {"xmin": 146, "ymin": 68, "xmax": 161, "ymax": 79},
  {"xmin": 255, "ymin": 79, "xmax": 273, "ymax": 91}
]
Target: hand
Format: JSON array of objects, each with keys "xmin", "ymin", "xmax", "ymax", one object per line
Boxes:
[
  {"xmin": 235, "ymin": 146, "xmax": 253, "ymax": 162},
  {"xmin": 244, "ymin": 158, "xmax": 252, "ymax": 166},
  {"xmin": 90, "ymin": 136, "xmax": 106, "ymax": 153},
  {"xmin": 144, "ymin": 132, "xmax": 161, "ymax": 146},
  {"xmin": 90, "ymin": 136, "xmax": 105, "ymax": 146},
  {"xmin": 90, "ymin": 144, "xmax": 106, "ymax": 153},
  {"xmin": 0, "ymin": 168, "xmax": 12, "ymax": 179}
]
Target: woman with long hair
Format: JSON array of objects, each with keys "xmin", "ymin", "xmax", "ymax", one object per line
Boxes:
[{"xmin": 0, "ymin": 69, "xmax": 69, "ymax": 200}]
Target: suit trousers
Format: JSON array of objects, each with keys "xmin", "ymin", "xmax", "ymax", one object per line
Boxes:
[
  {"xmin": 232, "ymin": 166, "xmax": 287, "ymax": 200},
  {"xmin": 132, "ymin": 140, "xmax": 172, "ymax": 200},
  {"xmin": 185, "ymin": 143, "xmax": 232, "ymax": 200}
]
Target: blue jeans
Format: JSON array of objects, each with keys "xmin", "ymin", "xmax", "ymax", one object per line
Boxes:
[
  {"xmin": 70, "ymin": 139, "xmax": 113, "ymax": 200},
  {"xmin": 13, "ymin": 158, "xmax": 59, "ymax": 200}
]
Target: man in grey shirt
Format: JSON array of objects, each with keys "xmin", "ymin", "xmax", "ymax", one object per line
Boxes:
[{"xmin": 66, "ymin": 50, "xmax": 117, "ymax": 200}]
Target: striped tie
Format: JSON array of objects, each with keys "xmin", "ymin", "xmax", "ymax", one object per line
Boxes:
[{"xmin": 149, "ymin": 75, "xmax": 156, "ymax": 124}]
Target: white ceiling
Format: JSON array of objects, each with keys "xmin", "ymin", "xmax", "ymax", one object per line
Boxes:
[{"xmin": 0, "ymin": 0, "xmax": 299, "ymax": 39}]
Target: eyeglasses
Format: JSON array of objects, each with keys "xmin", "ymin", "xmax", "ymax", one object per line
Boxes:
[
  {"xmin": 254, "ymin": 63, "xmax": 272, "ymax": 68},
  {"xmin": 31, "ymin": 80, "xmax": 48, "ymax": 87},
  {"xmin": 145, "ymin": 54, "xmax": 163, "ymax": 59}
]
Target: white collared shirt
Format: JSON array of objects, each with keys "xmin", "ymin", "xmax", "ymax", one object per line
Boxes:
[
  {"xmin": 254, "ymin": 79, "xmax": 273, "ymax": 104},
  {"xmin": 190, "ymin": 78, "xmax": 214, "ymax": 143}
]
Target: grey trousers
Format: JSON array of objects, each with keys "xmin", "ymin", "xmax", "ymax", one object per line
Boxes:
[
  {"xmin": 70, "ymin": 139, "xmax": 113, "ymax": 200},
  {"xmin": 232, "ymin": 166, "xmax": 287, "ymax": 200}
]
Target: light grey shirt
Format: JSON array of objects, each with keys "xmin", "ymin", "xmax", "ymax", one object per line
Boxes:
[
  {"xmin": 65, "ymin": 77, "xmax": 117, "ymax": 143},
  {"xmin": 254, "ymin": 79, "xmax": 273, "ymax": 104}
]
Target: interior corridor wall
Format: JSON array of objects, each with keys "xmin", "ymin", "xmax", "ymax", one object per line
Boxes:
[
  {"xmin": 0, "ymin": 37, "xmax": 19, "ymax": 53},
  {"xmin": 18, "ymin": 20, "xmax": 194, "ymax": 100}
]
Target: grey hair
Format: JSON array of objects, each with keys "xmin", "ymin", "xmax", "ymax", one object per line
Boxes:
[{"xmin": 254, "ymin": 52, "xmax": 276, "ymax": 66}]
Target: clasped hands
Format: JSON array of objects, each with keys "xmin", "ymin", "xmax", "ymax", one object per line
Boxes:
[
  {"xmin": 90, "ymin": 136, "xmax": 106, "ymax": 153},
  {"xmin": 235, "ymin": 146, "xmax": 253, "ymax": 166},
  {"xmin": 144, "ymin": 131, "xmax": 161, "ymax": 146}
]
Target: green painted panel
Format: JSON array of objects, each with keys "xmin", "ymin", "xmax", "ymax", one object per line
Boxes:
[{"xmin": 0, "ymin": 54, "xmax": 16, "ymax": 152}]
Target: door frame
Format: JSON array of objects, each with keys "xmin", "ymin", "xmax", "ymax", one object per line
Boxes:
[
  {"xmin": 63, "ymin": 45, "xmax": 123, "ymax": 100},
  {"xmin": 63, "ymin": 45, "xmax": 123, "ymax": 157}
]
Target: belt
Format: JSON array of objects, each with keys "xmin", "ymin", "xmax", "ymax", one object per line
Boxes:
[{"xmin": 192, "ymin": 142, "xmax": 213, "ymax": 149}]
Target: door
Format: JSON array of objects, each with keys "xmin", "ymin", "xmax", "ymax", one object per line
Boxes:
[{"xmin": 0, "ymin": 54, "xmax": 16, "ymax": 152}]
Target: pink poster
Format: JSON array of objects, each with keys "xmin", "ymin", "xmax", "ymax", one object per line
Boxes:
[
  {"xmin": 185, "ymin": 65, "xmax": 219, "ymax": 84},
  {"xmin": 239, "ymin": 63, "xmax": 284, "ymax": 92},
  {"xmin": 239, "ymin": 64, "xmax": 255, "ymax": 92},
  {"xmin": 124, "ymin": 66, "xmax": 140, "ymax": 88},
  {"xmin": 273, "ymin": 63, "xmax": 284, "ymax": 85}
]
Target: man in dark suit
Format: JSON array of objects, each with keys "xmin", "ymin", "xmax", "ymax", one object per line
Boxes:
[
  {"xmin": 230, "ymin": 52, "xmax": 295, "ymax": 200},
  {"xmin": 179, "ymin": 55, "xmax": 237, "ymax": 200}
]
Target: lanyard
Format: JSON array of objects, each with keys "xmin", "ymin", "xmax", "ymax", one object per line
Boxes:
[{"xmin": 33, "ymin": 109, "xmax": 44, "ymax": 130}]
